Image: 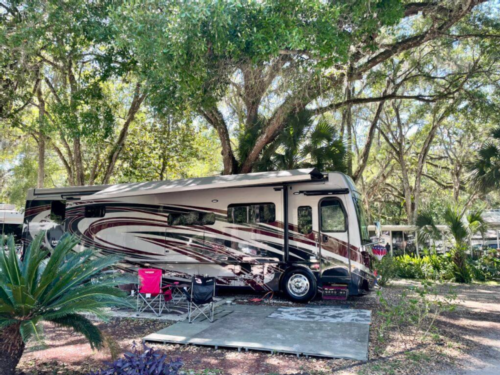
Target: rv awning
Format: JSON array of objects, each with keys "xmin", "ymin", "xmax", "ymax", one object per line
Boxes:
[{"xmin": 82, "ymin": 169, "xmax": 324, "ymax": 200}]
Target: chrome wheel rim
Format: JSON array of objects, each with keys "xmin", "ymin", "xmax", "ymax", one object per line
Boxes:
[{"xmin": 288, "ymin": 274, "xmax": 310, "ymax": 297}]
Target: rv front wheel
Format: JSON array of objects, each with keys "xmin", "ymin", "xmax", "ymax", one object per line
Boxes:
[{"xmin": 283, "ymin": 269, "xmax": 317, "ymax": 303}]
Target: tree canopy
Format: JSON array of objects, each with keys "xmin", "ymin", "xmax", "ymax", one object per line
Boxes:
[{"xmin": 1, "ymin": 0, "xmax": 499, "ymax": 223}]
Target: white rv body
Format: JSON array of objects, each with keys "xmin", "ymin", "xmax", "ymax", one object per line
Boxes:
[{"xmin": 22, "ymin": 169, "xmax": 375, "ymax": 301}]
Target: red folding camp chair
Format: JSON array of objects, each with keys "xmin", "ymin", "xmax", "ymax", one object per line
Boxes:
[{"xmin": 137, "ymin": 269, "xmax": 172, "ymax": 316}]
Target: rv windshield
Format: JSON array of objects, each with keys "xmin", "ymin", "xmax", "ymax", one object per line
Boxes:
[{"xmin": 353, "ymin": 195, "xmax": 370, "ymax": 244}]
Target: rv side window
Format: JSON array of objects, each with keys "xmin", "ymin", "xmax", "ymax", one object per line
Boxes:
[
  {"xmin": 227, "ymin": 203, "xmax": 276, "ymax": 224},
  {"xmin": 50, "ymin": 201, "xmax": 66, "ymax": 224},
  {"xmin": 320, "ymin": 199, "xmax": 346, "ymax": 232},
  {"xmin": 168, "ymin": 212, "xmax": 215, "ymax": 226},
  {"xmin": 298, "ymin": 206, "xmax": 313, "ymax": 235},
  {"xmin": 84, "ymin": 205, "xmax": 106, "ymax": 218}
]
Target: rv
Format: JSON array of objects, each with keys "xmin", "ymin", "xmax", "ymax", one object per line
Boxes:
[
  {"xmin": 1, "ymin": 204, "xmax": 23, "ymax": 247},
  {"xmin": 22, "ymin": 169, "xmax": 375, "ymax": 302}
]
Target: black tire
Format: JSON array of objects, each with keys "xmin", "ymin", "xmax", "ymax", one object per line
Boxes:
[{"xmin": 282, "ymin": 268, "xmax": 317, "ymax": 303}]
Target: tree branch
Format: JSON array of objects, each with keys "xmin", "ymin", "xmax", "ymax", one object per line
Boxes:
[
  {"xmin": 352, "ymin": 95, "xmax": 386, "ymax": 182},
  {"xmin": 200, "ymin": 106, "xmax": 238, "ymax": 175},
  {"xmin": 101, "ymin": 83, "xmax": 146, "ymax": 184}
]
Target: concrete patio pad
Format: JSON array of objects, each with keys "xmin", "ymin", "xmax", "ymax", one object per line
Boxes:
[{"xmin": 144, "ymin": 304, "xmax": 371, "ymax": 360}]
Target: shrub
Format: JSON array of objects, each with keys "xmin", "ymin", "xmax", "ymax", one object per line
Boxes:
[
  {"xmin": 469, "ymin": 250, "xmax": 500, "ymax": 281},
  {"xmin": 391, "ymin": 248, "xmax": 499, "ymax": 283},
  {"xmin": 373, "ymin": 256, "xmax": 397, "ymax": 286},
  {"xmin": 89, "ymin": 342, "xmax": 183, "ymax": 375},
  {"xmin": 376, "ymin": 281, "xmax": 457, "ymax": 348},
  {"xmin": 394, "ymin": 255, "xmax": 426, "ymax": 279},
  {"xmin": 0, "ymin": 234, "xmax": 131, "ymax": 375}
]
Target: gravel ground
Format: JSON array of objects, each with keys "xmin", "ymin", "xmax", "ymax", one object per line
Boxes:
[{"xmin": 17, "ymin": 280, "xmax": 500, "ymax": 375}]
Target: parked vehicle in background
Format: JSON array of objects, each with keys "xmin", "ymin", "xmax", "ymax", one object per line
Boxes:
[
  {"xmin": 1, "ymin": 204, "xmax": 23, "ymax": 249},
  {"xmin": 21, "ymin": 169, "xmax": 376, "ymax": 302}
]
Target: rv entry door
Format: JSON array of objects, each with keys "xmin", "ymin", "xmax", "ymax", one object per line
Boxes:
[{"xmin": 318, "ymin": 197, "xmax": 351, "ymax": 281}]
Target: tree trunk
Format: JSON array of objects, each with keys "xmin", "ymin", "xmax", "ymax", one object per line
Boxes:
[
  {"xmin": 453, "ymin": 164, "xmax": 462, "ymax": 202},
  {"xmin": 102, "ymin": 84, "xmax": 145, "ymax": 184},
  {"xmin": 37, "ymin": 134, "xmax": 46, "ymax": 188},
  {"xmin": 73, "ymin": 136, "xmax": 85, "ymax": 186},
  {"xmin": 0, "ymin": 324, "xmax": 25, "ymax": 375},
  {"xmin": 352, "ymin": 98, "xmax": 385, "ymax": 182},
  {"xmin": 343, "ymin": 81, "xmax": 354, "ymax": 176},
  {"xmin": 200, "ymin": 107, "xmax": 239, "ymax": 175},
  {"xmin": 400, "ymin": 159, "xmax": 414, "ymax": 224},
  {"xmin": 239, "ymin": 100, "xmax": 305, "ymax": 174},
  {"xmin": 36, "ymin": 82, "xmax": 46, "ymax": 188}
]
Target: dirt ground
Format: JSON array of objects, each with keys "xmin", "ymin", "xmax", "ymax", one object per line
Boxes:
[{"xmin": 17, "ymin": 280, "xmax": 500, "ymax": 375}]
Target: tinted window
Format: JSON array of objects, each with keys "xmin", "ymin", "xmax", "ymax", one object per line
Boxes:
[
  {"xmin": 50, "ymin": 201, "xmax": 66, "ymax": 224},
  {"xmin": 298, "ymin": 206, "xmax": 313, "ymax": 235},
  {"xmin": 84, "ymin": 205, "xmax": 106, "ymax": 218},
  {"xmin": 320, "ymin": 199, "xmax": 345, "ymax": 232},
  {"xmin": 227, "ymin": 203, "xmax": 276, "ymax": 224},
  {"xmin": 168, "ymin": 212, "xmax": 215, "ymax": 226}
]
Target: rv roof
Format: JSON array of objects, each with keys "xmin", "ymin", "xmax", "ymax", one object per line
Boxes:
[{"xmin": 83, "ymin": 169, "xmax": 324, "ymax": 200}]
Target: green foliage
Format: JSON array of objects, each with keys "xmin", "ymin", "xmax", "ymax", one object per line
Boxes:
[
  {"xmin": 0, "ymin": 128, "xmax": 66, "ymax": 208},
  {"xmin": 469, "ymin": 250, "xmax": 500, "ymax": 282},
  {"xmin": 114, "ymin": 117, "xmax": 222, "ymax": 183},
  {"xmin": 415, "ymin": 209, "xmax": 441, "ymax": 245},
  {"xmin": 469, "ymin": 126, "xmax": 500, "ymax": 194},
  {"xmin": 443, "ymin": 206, "xmax": 468, "ymax": 245},
  {"xmin": 393, "ymin": 255, "xmax": 426, "ymax": 280},
  {"xmin": 392, "ymin": 247, "xmax": 500, "ymax": 283},
  {"xmin": 449, "ymin": 245, "xmax": 472, "ymax": 283},
  {"xmin": 115, "ymin": 0, "xmax": 404, "ymax": 111},
  {"xmin": 255, "ymin": 111, "xmax": 346, "ymax": 172},
  {"xmin": 373, "ymin": 255, "xmax": 397, "ymax": 287},
  {"xmin": 0, "ymin": 233, "xmax": 131, "ymax": 349},
  {"xmin": 376, "ymin": 281, "xmax": 456, "ymax": 348}
]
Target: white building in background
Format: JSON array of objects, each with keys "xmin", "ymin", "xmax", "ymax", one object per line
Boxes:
[
  {"xmin": 368, "ymin": 209, "xmax": 500, "ymax": 256},
  {"xmin": 368, "ymin": 224, "xmax": 449, "ymax": 257},
  {"xmin": 479, "ymin": 209, "xmax": 500, "ymax": 249}
]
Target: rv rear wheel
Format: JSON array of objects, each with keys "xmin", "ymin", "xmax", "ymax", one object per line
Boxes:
[{"xmin": 283, "ymin": 269, "xmax": 317, "ymax": 303}]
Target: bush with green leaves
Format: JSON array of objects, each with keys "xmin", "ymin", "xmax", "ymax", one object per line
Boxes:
[
  {"xmin": 393, "ymin": 254, "xmax": 426, "ymax": 279},
  {"xmin": 392, "ymin": 249, "xmax": 499, "ymax": 283},
  {"xmin": 468, "ymin": 250, "xmax": 500, "ymax": 282},
  {"xmin": 0, "ymin": 233, "xmax": 132, "ymax": 375},
  {"xmin": 373, "ymin": 255, "xmax": 397, "ymax": 286},
  {"xmin": 376, "ymin": 281, "xmax": 457, "ymax": 350}
]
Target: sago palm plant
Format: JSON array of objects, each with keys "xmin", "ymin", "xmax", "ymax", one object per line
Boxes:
[{"xmin": 0, "ymin": 233, "xmax": 131, "ymax": 375}]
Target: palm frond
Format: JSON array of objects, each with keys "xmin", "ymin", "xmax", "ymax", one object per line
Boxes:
[
  {"xmin": 20, "ymin": 319, "xmax": 43, "ymax": 344},
  {"xmin": 0, "ymin": 233, "xmax": 128, "ymax": 352},
  {"xmin": 48, "ymin": 314, "xmax": 104, "ymax": 350},
  {"xmin": 469, "ymin": 127, "xmax": 500, "ymax": 193},
  {"xmin": 443, "ymin": 206, "xmax": 468, "ymax": 245},
  {"xmin": 416, "ymin": 210, "xmax": 441, "ymax": 243},
  {"xmin": 40, "ymin": 255, "xmax": 123, "ymax": 305}
]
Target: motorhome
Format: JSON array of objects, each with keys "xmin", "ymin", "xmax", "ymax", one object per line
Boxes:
[
  {"xmin": 21, "ymin": 169, "xmax": 375, "ymax": 302},
  {"xmin": 1, "ymin": 204, "xmax": 23, "ymax": 245}
]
